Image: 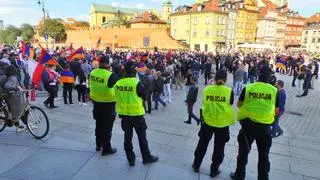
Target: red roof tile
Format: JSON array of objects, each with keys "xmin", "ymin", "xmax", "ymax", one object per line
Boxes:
[{"xmin": 307, "ymin": 13, "xmax": 320, "ymax": 23}]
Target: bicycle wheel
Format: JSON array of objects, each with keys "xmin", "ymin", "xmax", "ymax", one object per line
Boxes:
[
  {"xmin": 26, "ymin": 106, "xmax": 49, "ymax": 139},
  {"xmin": 0, "ymin": 107, "xmax": 8, "ymax": 132}
]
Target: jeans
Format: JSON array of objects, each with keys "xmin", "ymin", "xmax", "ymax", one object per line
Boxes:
[
  {"xmin": 63, "ymin": 84, "xmax": 73, "ymax": 104},
  {"xmin": 243, "ymin": 72, "xmax": 248, "ymax": 85},
  {"xmin": 154, "ymin": 92, "xmax": 166, "ymax": 109},
  {"xmin": 76, "ymin": 85, "xmax": 86, "ymax": 103},
  {"xmin": 271, "ymin": 115, "xmax": 283, "ymax": 136},
  {"xmin": 163, "ymin": 83, "xmax": 172, "ymax": 103},
  {"xmin": 233, "ymin": 80, "xmax": 243, "ymax": 95}
]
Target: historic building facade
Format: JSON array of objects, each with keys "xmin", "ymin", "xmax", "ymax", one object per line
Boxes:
[
  {"xmin": 284, "ymin": 12, "xmax": 305, "ymax": 48},
  {"xmin": 170, "ymin": 0, "xmax": 228, "ymax": 52},
  {"xmin": 301, "ymin": 13, "xmax": 320, "ymax": 52}
]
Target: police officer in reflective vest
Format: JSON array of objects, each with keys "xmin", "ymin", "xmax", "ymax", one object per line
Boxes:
[
  {"xmin": 89, "ymin": 56, "xmax": 118, "ymax": 156},
  {"xmin": 230, "ymin": 65, "xmax": 278, "ymax": 180},
  {"xmin": 192, "ymin": 69, "xmax": 234, "ymax": 177},
  {"xmin": 114, "ymin": 61, "xmax": 158, "ymax": 166}
]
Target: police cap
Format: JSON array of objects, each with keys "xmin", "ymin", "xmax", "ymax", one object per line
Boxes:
[
  {"xmin": 124, "ymin": 60, "xmax": 137, "ymax": 74},
  {"xmin": 100, "ymin": 56, "xmax": 110, "ymax": 65},
  {"xmin": 215, "ymin": 69, "xmax": 227, "ymax": 80}
]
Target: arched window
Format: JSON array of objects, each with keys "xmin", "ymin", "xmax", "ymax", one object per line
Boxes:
[{"xmin": 102, "ymin": 16, "xmax": 106, "ymax": 23}]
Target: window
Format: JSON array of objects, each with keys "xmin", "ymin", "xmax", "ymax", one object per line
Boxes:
[
  {"xmin": 205, "ymin": 28, "xmax": 210, "ymax": 37},
  {"xmin": 217, "ymin": 17, "xmax": 220, "ymax": 24},
  {"xmin": 173, "ymin": 18, "xmax": 177, "ymax": 26},
  {"xmin": 296, "ymin": 36, "xmax": 300, "ymax": 40},
  {"xmin": 246, "ymin": 24, "xmax": 249, "ymax": 29},
  {"xmin": 102, "ymin": 16, "xmax": 106, "ymax": 23},
  {"xmin": 313, "ymin": 31, "xmax": 317, "ymax": 35},
  {"xmin": 246, "ymin": 34, "xmax": 249, "ymax": 39},
  {"xmin": 305, "ymin": 31, "xmax": 308, "ymax": 35},
  {"xmin": 318, "ymin": 38, "xmax": 320, "ymax": 43},
  {"xmin": 217, "ymin": 30, "xmax": 220, "ymax": 37},
  {"xmin": 193, "ymin": 17, "xmax": 198, "ymax": 24},
  {"xmin": 237, "ymin": 22, "xmax": 240, "ymax": 28},
  {"xmin": 193, "ymin": 28, "xmax": 198, "ymax": 37},
  {"xmin": 304, "ymin": 38, "xmax": 307, "ymax": 43},
  {"xmin": 205, "ymin": 16, "xmax": 210, "ymax": 24},
  {"xmin": 242, "ymin": 23, "xmax": 245, "ymax": 28},
  {"xmin": 185, "ymin": 30, "xmax": 189, "ymax": 36},
  {"xmin": 185, "ymin": 18, "xmax": 189, "ymax": 24},
  {"xmin": 312, "ymin": 38, "xmax": 315, "ymax": 43},
  {"xmin": 222, "ymin": 17, "xmax": 225, "ymax": 24},
  {"xmin": 173, "ymin": 29, "xmax": 177, "ymax": 36},
  {"xmin": 221, "ymin": 30, "xmax": 224, "ymax": 37}
]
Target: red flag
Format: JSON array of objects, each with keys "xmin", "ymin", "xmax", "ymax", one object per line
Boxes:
[
  {"xmin": 67, "ymin": 47, "xmax": 84, "ymax": 61},
  {"xmin": 32, "ymin": 48, "xmax": 56, "ymax": 89}
]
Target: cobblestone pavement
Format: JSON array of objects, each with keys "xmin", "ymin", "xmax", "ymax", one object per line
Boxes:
[{"xmin": 0, "ymin": 74, "xmax": 320, "ymax": 180}]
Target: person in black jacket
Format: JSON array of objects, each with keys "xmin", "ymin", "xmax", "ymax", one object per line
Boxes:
[
  {"xmin": 297, "ymin": 64, "xmax": 312, "ymax": 97},
  {"xmin": 142, "ymin": 69, "xmax": 155, "ymax": 113},
  {"xmin": 42, "ymin": 64, "xmax": 59, "ymax": 108},
  {"xmin": 154, "ymin": 71, "xmax": 166, "ymax": 110},
  {"xmin": 184, "ymin": 76, "xmax": 200, "ymax": 125}
]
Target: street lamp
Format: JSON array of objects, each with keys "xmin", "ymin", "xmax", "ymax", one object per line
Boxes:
[{"xmin": 37, "ymin": 0, "xmax": 48, "ymax": 48}]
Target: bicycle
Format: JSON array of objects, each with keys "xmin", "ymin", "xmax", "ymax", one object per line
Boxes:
[{"xmin": 0, "ymin": 90, "xmax": 49, "ymax": 139}]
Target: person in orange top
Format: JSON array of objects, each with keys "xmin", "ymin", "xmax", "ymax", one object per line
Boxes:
[{"xmin": 60, "ymin": 64, "xmax": 75, "ymax": 104}]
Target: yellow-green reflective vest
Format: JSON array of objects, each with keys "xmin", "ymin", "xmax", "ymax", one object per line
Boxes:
[
  {"xmin": 202, "ymin": 85, "xmax": 235, "ymax": 128},
  {"xmin": 115, "ymin": 78, "xmax": 145, "ymax": 116},
  {"xmin": 89, "ymin": 69, "xmax": 115, "ymax": 103},
  {"xmin": 237, "ymin": 82, "xmax": 277, "ymax": 124}
]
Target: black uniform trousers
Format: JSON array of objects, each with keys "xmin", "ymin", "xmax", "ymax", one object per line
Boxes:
[
  {"xmin": 93, "ymin": 101, "xmax": 116, "ymax": 151},
  {"xmin": 193, "ymin": 123, "xmax": 230, "ymax": 172},
  {"xmin": 121, "ymin": 116, "xmax": 151, "ymax": 162},
  {"xmin": 234, "ymin": 119, "xmax": 272, "ymax": 180}
]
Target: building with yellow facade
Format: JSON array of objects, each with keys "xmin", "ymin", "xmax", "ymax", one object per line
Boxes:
[
  {"xmin": 170, "ymin": 0, "xmax": 228, "ymax": 52},
  {"xmin": 89, "ymin": 3, "xmax": 144, "ymax": 27},
  {"xmin": 234, "ymin": 0, "xmax": 259, "ymax": 46}
]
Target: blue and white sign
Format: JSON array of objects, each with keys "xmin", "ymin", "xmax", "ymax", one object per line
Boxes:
[{"xmin": 44, "ymin": 34, "xmax": 49, "ymax": 40}]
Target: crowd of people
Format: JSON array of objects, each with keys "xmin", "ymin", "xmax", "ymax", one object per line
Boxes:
[{"xmin": 0, "ymin": 44, "xmax": 319, "ymax": 180}]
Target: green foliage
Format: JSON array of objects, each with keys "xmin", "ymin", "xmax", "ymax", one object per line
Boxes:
[
  {"xmin": 39, "ymin": 18, "xmax": 67, "ymax": 43},
  {"xmin": 0, "ymin": 25, "xmax": 22, "ymax": 45},
  {"xmin": 20, "ymin": 23, "xmax": 35, "ymax": 41},
  {"xmin": 0, "ymin": 23, "xmax": 35, "ymax": 45}
]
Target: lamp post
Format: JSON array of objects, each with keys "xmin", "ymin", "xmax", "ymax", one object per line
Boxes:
[{"xmin": 37, "ymin": 0, "xmax": 48, "ymax": 49}]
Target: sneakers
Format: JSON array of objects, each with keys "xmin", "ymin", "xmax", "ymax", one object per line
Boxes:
[
  {"xmin": 82, "ymin": 103, "xmax": 87, "ymax": 106},
  {"xmin": 16, "ymin": 125, "xmax": 26, "ymax": 133},
  {"xmin": 143, "ymin": 155, "xmax": 159, "ymax": 164},
  {"xmin": 184, "ymin": 121, "xmax": 191, "ymax": 124},
  {"xmin": 129, "ymin": 160, "xmax": 135, "ymax": 167}
]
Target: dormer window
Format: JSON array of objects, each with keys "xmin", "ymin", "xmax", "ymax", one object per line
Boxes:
[{"xmin": 197, "ymin": 6, "xmax": 202, "ymax": 12}]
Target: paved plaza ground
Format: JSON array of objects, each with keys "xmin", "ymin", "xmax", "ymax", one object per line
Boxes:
[{"xmin": 1, "ymin": 74, "xmax": 320, "ymax": 180}]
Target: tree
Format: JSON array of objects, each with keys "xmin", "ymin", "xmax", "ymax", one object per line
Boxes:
[
  {"xmin": 0, "ymin": 25, "xmax": 21, "ymax": 45},
  {"xmin": 39, "ymin": 18, "xmax": 67, "ymax": 43},
  {"xmin": 20, "ymin": 23, "xmax": 35, "ymax": 41}
]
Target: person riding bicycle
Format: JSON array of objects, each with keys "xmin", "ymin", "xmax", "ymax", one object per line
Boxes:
[{"xmin": 0, "ymin": 65, "xmax": 26, "ymax": 133}]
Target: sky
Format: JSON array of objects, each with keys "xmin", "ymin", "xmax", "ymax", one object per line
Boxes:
[{"xmin": 0, "ymin": 0, "xmax": 319, "ymax": 27}]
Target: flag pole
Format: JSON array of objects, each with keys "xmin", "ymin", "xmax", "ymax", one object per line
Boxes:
[{"xmin": 37, "ymin": 42, "xmax": 63, "ymax": 70}]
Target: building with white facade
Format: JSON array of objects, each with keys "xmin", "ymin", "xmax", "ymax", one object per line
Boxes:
[
  {"xmin": 221, "ymin": 1, "xmax": 237, "ymax": 50},
  {"xmin": 301, "ymin": 13, "xmax": 320, "ymax": 52},
  {"xmin": 256, "ymin": 0, "xmax": 278, "ymax": 49}
]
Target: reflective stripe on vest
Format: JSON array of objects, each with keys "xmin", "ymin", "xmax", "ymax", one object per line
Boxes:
[
  {"xmin": 202, "ymin": 85, "xmax": 235, "ymax": 128},
  {"xmin": 237, "ymin": 82, "xmax": 277, "ymax": 124},
  {"xmin": 115, "ymin": 78, "xmax": 145, "ymax": 116},
  {"xmin": 89, "ymin": 69, "xmax": 115, "ymax": 103}
]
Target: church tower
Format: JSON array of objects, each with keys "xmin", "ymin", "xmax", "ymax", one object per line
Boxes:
[{"xmin": 162, "ymin": 0, "xmax": 172, "ymax": 23}]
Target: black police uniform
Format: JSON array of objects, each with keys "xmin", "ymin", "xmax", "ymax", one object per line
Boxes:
[
  {"xmin": 231, "ymin": 87, "xmax": 279, "ymax": 180},
  {"xmin": 93, "ymin": 72, "xmax": 119, "ymax": 155}
]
